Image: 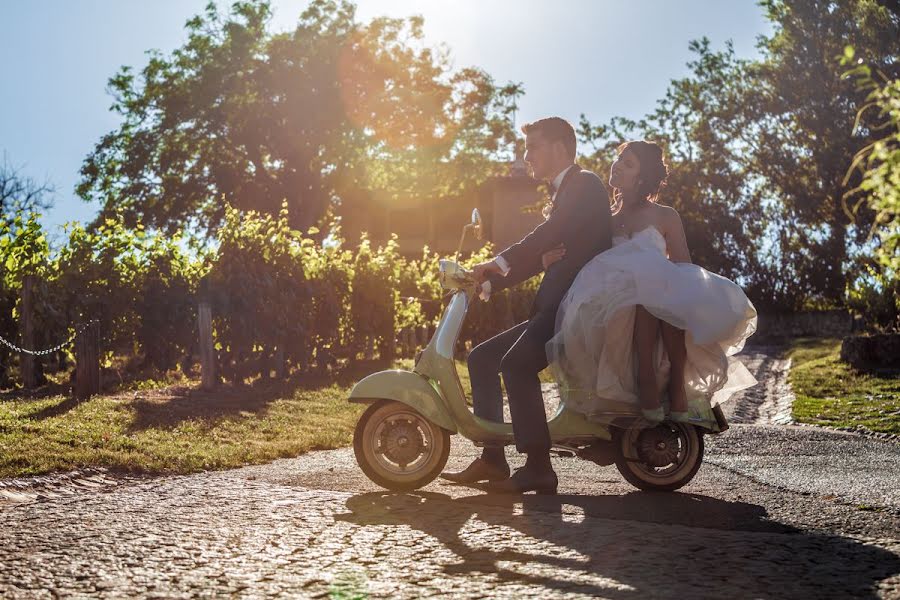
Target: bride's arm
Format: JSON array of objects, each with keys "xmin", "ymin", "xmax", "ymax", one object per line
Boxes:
[{"xmin": 663, "ymin": 208, "xmax": 692, "ymax": 263}]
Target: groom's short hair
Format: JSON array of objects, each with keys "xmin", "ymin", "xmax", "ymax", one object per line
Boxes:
[{"xmin": 521, "ymin": 117, "xmax": 577, "ymax": 160}]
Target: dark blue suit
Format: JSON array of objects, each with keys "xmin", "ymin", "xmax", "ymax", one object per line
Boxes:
[{"xmin": 469, "ymin": 165, "xmax": 613, "ymax": 454}]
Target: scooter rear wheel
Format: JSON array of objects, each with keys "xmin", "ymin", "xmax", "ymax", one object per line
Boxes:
[
  {"xmin": 614, "ymin": 422, "xmax": 704, "ymax": 492},
  {"xmin": 353, "ymin": 400, "xmax": 451, "ymax": 492}
]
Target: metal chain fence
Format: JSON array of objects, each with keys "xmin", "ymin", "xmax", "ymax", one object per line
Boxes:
[{"xmin": 0, "ymin": 320, "xmax": 99, "ymax": 357}]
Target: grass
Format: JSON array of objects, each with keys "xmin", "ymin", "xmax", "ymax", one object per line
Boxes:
[
  {"xmin": 0, "ymin": 358, "xmax": 421, "ymax": 479},
  {"xmin": 0, "ymin": 356, "xmax": 540, "ymax": 479},
  {"xmin": 0, "ymin": 376, "xmax": 366, "ymax": 479},
  {"xmin": 788, "ymin": 337, "xmax": 900, "ymax": 435}
]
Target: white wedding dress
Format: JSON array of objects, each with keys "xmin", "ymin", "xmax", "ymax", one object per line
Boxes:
[{"xmin": 546, "ymin": 226, "xmax": 758, "ymax": 426}]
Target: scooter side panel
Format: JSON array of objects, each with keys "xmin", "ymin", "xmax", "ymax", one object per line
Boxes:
[{"xmin": 348, "ymin": 370, "xmax": 458, "ymax": 433}]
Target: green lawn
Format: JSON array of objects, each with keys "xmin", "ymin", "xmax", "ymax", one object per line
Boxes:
[
  {"xmin": 0, "ymin": 357, "xmax": 519, "ymax": 479},
  {"xmin": 0, "ymin": 355, "xmax": 557, "ymax": 479},
  {"xmin": 0, "ymin": 376, "xmax": 367, "ymax": 479},
  {"xmin": 788, "ymin": 338, "xmax": 900, "ymax": 435}
]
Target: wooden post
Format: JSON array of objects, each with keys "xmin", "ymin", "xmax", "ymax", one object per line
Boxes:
[
  {"xmin": 273, "ymin": 345, "xmax": 286, "ymax": 379},
  {"xmin": 74, "ymin": 321, "xmax": 100, "ymax": 400},
  {"xmin": 404, "ymin": 327, "xmax": 414, "ymax": 357},
  {"xmin": 198, "ymin": 299, "xmax": 215, "ymax": 390},
  {"xmin": 20, "ymin": 275, "xmax": 36, "ymax": 389}
]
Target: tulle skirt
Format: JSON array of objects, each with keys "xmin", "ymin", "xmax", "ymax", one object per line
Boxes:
[{"xmin": 546, "ymin": 227, "xmax": 758, "ymax": 426}]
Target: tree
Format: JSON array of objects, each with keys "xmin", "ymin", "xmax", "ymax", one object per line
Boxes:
[
  {"xmin": 0, "ymin": 154, "xmax": 54, "ymax": 217},
  {"xmin": 578, "ymin": 0, "xmax": 900, "ymax": 311},
  {"xmin": 578, "ymin": 40, "xmax": 777, "ymax": 308},
  {"xmin": 842, "ymin": 45, "xmax": 900, "ymax": 330},
  {"xmin": 742, "ymin": 0, "xmax": 900, "ymax": 305},
  {"xmin": 78, "ymin": 0, "xmax": 522, "ymax": 237}
]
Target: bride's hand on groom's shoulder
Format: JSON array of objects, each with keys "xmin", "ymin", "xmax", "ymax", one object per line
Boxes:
[{"xmin": 542, "ymin": 245, "xmax": 566, "ymax": 270}]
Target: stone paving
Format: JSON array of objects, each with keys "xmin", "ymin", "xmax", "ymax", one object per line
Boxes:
[
  {"xmin": 720, "ymin": 346, "xmax": 796, "ymax": 426},
  {"xmin": 1, "ymin": 345, "xmax": 899, "ymax": 599}
]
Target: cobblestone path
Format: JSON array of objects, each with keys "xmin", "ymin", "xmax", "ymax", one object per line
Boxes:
[{"xmin": 2, "ymin": 346, "xmax": 899, "ymax": 599}]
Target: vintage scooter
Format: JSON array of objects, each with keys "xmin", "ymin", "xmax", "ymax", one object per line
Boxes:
[{"xmin": 348, "ymin": 209, "xmax": 728, "ymax": 493}]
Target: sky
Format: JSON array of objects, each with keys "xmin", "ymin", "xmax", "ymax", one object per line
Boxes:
[{"xmin": 0, "ymin": 0, "xmax": 772, "ymax": 235}]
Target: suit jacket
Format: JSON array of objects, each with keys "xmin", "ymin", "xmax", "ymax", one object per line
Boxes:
[{"xmin": 490, "ymin": 165, "xmax": 612, "ymax": 318}]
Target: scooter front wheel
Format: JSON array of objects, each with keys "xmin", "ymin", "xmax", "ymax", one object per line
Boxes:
[
  {"xmin": 614, "ymin": 422, "xmax": 704, "ymax": 492},
  {"xmin": 353, "ymin": 400, "xmax": 451, "ymax": 492}
]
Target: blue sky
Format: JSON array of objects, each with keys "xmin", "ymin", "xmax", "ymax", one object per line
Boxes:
[{"xmin": 0, "ymin": 1, "xmax": 771, "ymax": 235}]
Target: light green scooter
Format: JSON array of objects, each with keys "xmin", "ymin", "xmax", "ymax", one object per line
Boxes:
[{"xmin": 349, "ymin": 210, "xmax": 728, "ymax": 493}]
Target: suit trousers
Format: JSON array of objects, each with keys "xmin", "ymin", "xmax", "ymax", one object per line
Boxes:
[{"xmin": 466, "ymin": 311, "xmax": 556, "ymax": 455}]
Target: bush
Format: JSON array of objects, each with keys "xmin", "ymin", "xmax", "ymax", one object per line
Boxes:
[
  {"xmin": 1, "ymin": 202, "xmax": 549, "ymax": 388},
  {"xmin": 208, "ymin": 204, "xmax": 312, "ymax": 383},
  {"xmin": 348, "ymin": 234, "xmax": 402, "ymax": 360},
  {"xmin": 846, "ymin": 264, "xmax": 899, "ymax": 332},
  {"xmin": 133, "ymin": 233, "xmax": 203, "ymax": 372}
]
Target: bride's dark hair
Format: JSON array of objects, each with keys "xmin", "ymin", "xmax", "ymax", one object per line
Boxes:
[{"xmin": 611, "ymin": 140, "xmax": 668, "ymax": 213}]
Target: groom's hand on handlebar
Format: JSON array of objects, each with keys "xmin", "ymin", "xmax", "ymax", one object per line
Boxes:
[{"xmin": 472, "ymin": 260, "xmax": 504, "ymax": 284}]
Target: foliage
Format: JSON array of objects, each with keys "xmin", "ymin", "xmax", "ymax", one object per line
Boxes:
[
  {"xmin": 789, "ymin": 337, "xmax": 900, "ymax": 435},
  {"xmin": 845, "ymin": 265, "xmax": 899, "ymax": 331},
  {"xmin": 3, "ymin": 196, "xmax": 539, "ymax": 389},
  {"xmin": 0, "ymin": 213, "xmax": 203, "ymax": 381},
  {"xmin": 15, "ymin": 0, "xmax": 900, "ymax": 389},
  {"xmin": 0, "ymin": 214, "xmax": 55, "ymax": 384},
  {"xmin": 51, "ymin": 216, "xmax": 202, "ymax": 368},
  {"xmin": 842, "ymin": 44, "xmax": 900, "ymax": 321},
  {"xmin": 577, "ymin": 0, "xmax": 900, "ymax": 311},
  {"xmin": 208, "ymin": 203, "xmax": 313, "ymax": 383},
  {"xmin": 132, "ymin": 232, "xmax": 204, "ymax": 371},
  {"xmin": 745, "ymin": 0, "xmax": 899, "ymax": 304},
  {"xmin": 577, "ymin": 40, "xmax": 775, "ymax": 305},
  {"xmin": 77, "ymin": 0, "xmax": 522, "ymax": 237}
]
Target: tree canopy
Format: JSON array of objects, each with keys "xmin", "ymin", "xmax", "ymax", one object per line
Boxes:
[
  {"xmin": 78, "ymin": 0, "xmax": 522, "ymax": 236},
  {"xmin": 578, "ymin": 0, "xmax": 899, "ymax": 311},
  {"xmin": 76, "ymin": 0, "xmax": 899, "ymax": 314}
]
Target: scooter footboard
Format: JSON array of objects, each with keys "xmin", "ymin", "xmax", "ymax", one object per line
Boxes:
[{"xmin": 348, "ymin": 369, "xmax": 458, "ymax": 433}]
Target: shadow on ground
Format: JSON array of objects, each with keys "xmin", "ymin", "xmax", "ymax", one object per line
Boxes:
[{"xmin": 338, "ymin": 490, "xmax": 899, "ymax": 598}]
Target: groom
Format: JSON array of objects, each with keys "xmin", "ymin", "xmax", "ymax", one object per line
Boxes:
[{"xmin": 442, "ymin": 117, "xmax": 612, "ymax": 494}]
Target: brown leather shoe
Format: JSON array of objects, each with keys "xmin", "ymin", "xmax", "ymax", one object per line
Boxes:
[
  {"xmin": 482, "ymin": 464, "xmax": 558, "ymax": 495},
  {"xmin": 440, "ymin": 458, "xmax": 510, "ymax": 484}
]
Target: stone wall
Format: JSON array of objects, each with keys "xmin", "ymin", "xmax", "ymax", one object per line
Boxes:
[{"xmin": 752, "ymin": 310, "xmax": 853, "ymax": 342}]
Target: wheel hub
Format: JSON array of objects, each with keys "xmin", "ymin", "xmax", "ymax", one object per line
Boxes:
[
  {"xmin": 636, "ymin": 425, "xmax": 681, "ymax": 468},
  {"xmin": 380, "ymin": 419, "xmax": 425, "ymax": 466}
]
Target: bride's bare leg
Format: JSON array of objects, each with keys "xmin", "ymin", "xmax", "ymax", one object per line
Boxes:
[
  {"xmin": 634, "ymin": 305, "xmax": 661, "ymax": 410},
  {"xmin": 660, "ymin": 322, "xmax": 688, "ymax": 413}
]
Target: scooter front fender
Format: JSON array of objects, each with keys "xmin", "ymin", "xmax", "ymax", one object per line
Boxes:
[{"xmin": 348, "ymin": 370, "xmax": 457, "ymax": 434}]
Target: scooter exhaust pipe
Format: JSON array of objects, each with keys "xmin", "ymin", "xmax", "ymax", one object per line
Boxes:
[{"xmin": 711, "ymin": 403, "xmax": 730, "ymax": 433}]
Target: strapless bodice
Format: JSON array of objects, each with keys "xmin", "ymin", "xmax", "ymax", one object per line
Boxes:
[{"xmin": 612, "ymin": 226, "xmax": 667, "ymax": 255}]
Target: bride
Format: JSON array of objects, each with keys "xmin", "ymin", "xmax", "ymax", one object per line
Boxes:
[{"xmin": 543, "ymin": 140, "xmax": 758, "ymax": 425}]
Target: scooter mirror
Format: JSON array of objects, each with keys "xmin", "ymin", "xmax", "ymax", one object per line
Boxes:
[{"xmin": 471, "ymin": 208, "xmax": 483, "ymax": 241}]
